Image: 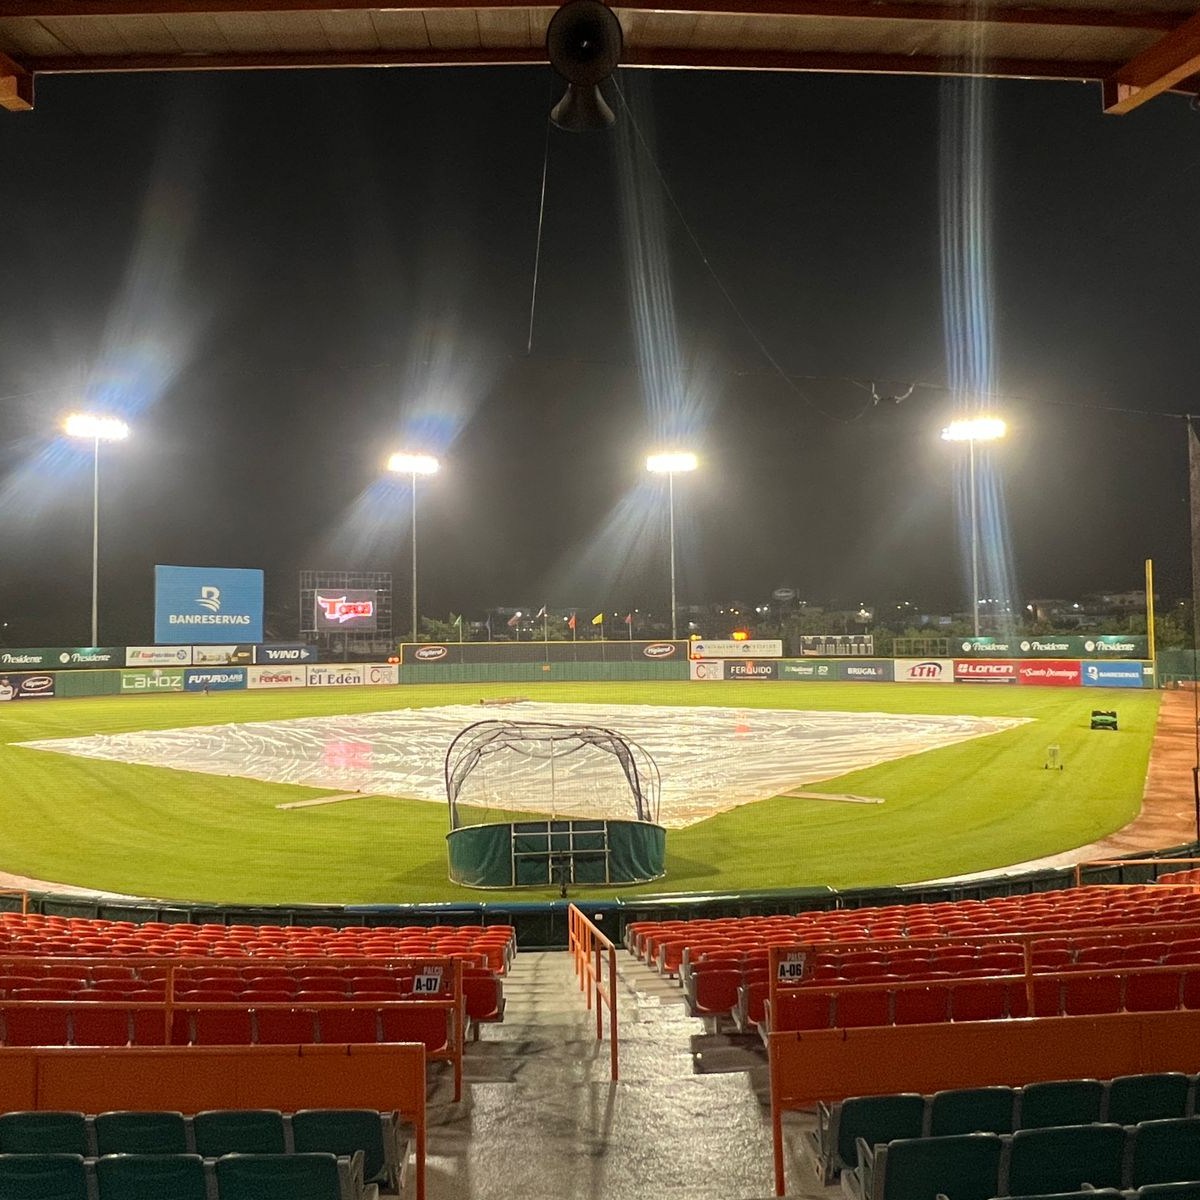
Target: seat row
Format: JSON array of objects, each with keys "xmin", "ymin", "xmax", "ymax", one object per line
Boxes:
[
  {"xmin": 757, "ymin": 966, "xmax": 1200, "ymax": 1033},
  {"xmin": 810, "ymin": 1074, "xmax": 1199, "ymax": 1182},
  {"xmin": 0, "ymin": 1107, "xmax": 404, "ymax": 1190},
  {"xmin": 842, "ymin": 1117, "xmax": 1200, "ymax": 1200},
  {"xmin": 0, "ymin": 915, "xmax": 517, "ymax": 973},
  {"xmin": 0, "ymin": 1151, "xmax": 372, "ymax": 1200},
  {"xmin": 0, "ymin": 1003, "xmax": 453, "ymax": 1052},
  {"xmin": 627, "ymin": 886, "xmax": 1200, "ymax": 973}
]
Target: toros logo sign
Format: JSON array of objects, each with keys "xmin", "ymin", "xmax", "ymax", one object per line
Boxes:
[
  {"xmin": 954, "ymin": 659, "xmax": 1017, "ymax": 683},
  {"xmin": 316, "ymin": 594, "xmax": 375, "ymax": 624},
  {"xmin": 642, "ymin": 643, "xmax": 676, "ymax": 659},
  {"xmin": 414, "ymin": 645, "xmax": 449, "ymax": 662}
]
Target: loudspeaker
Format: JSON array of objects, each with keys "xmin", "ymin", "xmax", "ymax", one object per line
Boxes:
[{"xmin": 546, "ymin": 0, "xmax": 622, "ymax": 132}]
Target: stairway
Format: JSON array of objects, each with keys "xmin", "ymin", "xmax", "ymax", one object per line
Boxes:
[{"xmin": 418, "ymin": 949, "xmax": 812, "ymax": 1200}]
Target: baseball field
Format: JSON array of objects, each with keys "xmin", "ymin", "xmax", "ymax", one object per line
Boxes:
[{"xmin": 0, "ymin": 680, "xmax": 1159, "ymax": 904}]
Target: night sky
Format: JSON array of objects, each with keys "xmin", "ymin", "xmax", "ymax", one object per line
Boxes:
[{"xmin": 2, "ymin": 64, "xmax": 1199, "ymax": 645}]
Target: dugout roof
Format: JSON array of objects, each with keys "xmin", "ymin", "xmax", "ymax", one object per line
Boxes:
[{"xmin": 2, "ymin": 0, "xmax": 1199, "ymax": 113}]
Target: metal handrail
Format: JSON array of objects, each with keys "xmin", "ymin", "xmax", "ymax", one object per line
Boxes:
[{"xmin": 567, "ymin": 904, "xmax": 618, "ymax": 1081}]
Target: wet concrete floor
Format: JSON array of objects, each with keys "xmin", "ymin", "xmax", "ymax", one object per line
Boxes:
[{"xmin": 416, "ymin": 950, "xmax": 827, "ymax": 1200}]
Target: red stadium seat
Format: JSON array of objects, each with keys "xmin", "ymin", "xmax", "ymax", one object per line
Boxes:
[
  {"xmin": 317, "ymin": 1007, "xmax": 379, "ymax": 1044},
  {"xmin": 950, "ymin": 982, "xmax": 1007, "ymax": 1022},
  {"xmin": 380, "ymin": 1007, "xmax": 449, "ymax": 1052},
  {"xmin": 70, "ymin": 1006, "xmax": 131, "ymax": 1046},
  {"xmin": 837, "ymin": 989, "xmax": 891, "ymax": 1028},
  {"xmin": 2, "ymin": 1007, "xmax": 71, "ymax": 1045},
  {"xmin": 254, "ymin": 1008, "xmax": 317, "ymax": 1044},
  {"xmin": 190, "ymin": 1008, "xmax": 254, "ymax": 1046},
  {"xmin": 1063, "ymin": 974, "xmax": 1122, "ymax": 1016},
  {"xmin": 1124, "ymin": 971, "xmax": 1182, "ymax": 1012},
  {"xmin": 893, "ymin": 987, "xmax": 950, "ymax": 1025}
]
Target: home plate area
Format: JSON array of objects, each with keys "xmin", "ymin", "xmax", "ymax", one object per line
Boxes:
[{"xmin": 17, "ymin": 702, "xmax": 1028, "ymax": 828}]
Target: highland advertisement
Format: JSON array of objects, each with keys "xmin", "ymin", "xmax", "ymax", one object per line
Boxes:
[{"xmin": 154, "ymin": 565, "xmax": 264, "ymax": 644}]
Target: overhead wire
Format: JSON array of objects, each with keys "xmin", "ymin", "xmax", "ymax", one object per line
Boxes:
[{"xmin": 610, "ymin": 76, "xmax": 876, "ymax": 425}]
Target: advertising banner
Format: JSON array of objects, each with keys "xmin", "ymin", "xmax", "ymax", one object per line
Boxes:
[
  {"xmin": 838, "ymin": 659, "xmax": 894, "ymax": 682},
  {"xmin": 0, "ymin": 673, "xmax": 56, "ymax": 701},
  {"xmin": 689, "ymin": 659, "xmax": 725, "ymax": 681},
  {"xmin": 956, "ymin": 637, "xmax": 1020, "ymax": 657},
  {"xmin": 780, "ymin": 659, "xmax": 836, "ymax": 680},
  {"xmin": 1080, "ymin": 636, "xmax": 1149, "ymax": 658},
  {"xmin": 1082, "ymin": 661, "xmax": 1149, "ymax": 688},
  {"xmin": 690, "ymin": 639, "xmax": 783, "ymax": 659},
  {"xmin": 362, "ymin": 663, "xmax": 399, "ymax": 686},
  {"xmin": 1016, "ymin": 638, "xmax": 1083, "ymax": 659},
  {"xmin": 247, "ymin": 665, "xmax": 308, "ymax": 689},
  {"xmin": 1018, "ymin": 660, "xmax": 1082, "ymax": 687},
  {"xmin": 254, "ymin": 644, "xmax": 319, "ymax": 665},
  {"xmin": 893, "ymin": 658, "xmax": 955, "ymax": 683},
  {"xmin": 954, "ymin": 659, "xmax": 1018, "ymax": 684},
  {"xmin": 121, "ymin": 669, "xmax": 185, "ymax": 692},
  {"xmin": 191, "ymin": 644, "xmax": 254, "ymax": 666},
  {"xmin": 126, "ymin": 645, "xmax": 193, "ymax": 668},
  {"xmin": 183, "ymin": 667, "xmax": 247, "ymax": 692},
  {"xmin": 313, "ymin": 589, "xmax": 378, "ymax": 632},
  {"xmin": 399, "ymin": 640, "xmax": 688, "ymax": 665},
  {"xmin": 307, "ymin": 664, "xmax": 366, "ymax": 687},
  {"xmin": 0, "ymin": 647, "xmax": 124, "ymax": 670},
  {"xmin": 154, "ymin": 565, "xmax": 265, "ymax": 644},
  {"xmin": 725, "ymin": 660, "xmax": 779, "ymax": 680}
]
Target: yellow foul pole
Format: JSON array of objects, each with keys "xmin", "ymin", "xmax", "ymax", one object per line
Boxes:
[{"xmin": 1146, "ymin": 557, "xmax": 1157, "ymax": 687}]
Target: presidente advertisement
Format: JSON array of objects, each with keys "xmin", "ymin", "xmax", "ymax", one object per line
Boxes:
[
  {"xmin": 154, "ymin": 565, "xmax": 265, "ymax": 645},
  {"xmin": 0, "ymin": 647, "xmax": 124, "ymax": 670}
]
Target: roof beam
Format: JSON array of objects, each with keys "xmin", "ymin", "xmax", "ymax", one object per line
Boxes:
[
  {"xmin": 0, "ymin": 49, "xmax": 32, "ymax": 109},
  {"xmin": 1103, "ymin": 8, "xmax": 1200, "ymax": 111},
  {"xmin": 29, "ymin": 45, "xmax": 1114, "ymax": 81},
  {"xmin": 0, "ymin": 0, "xmax": 1180, "ymax": 30}
]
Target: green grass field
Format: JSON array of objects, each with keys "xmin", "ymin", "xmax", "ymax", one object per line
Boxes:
[{"xmin": 0, "ymin": 681, "xmax": 1160, "ymax": 904}]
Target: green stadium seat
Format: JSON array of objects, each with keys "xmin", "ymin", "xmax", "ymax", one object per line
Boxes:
[
  {"xmin": 1131, "ymin": 1118, "xmax": 1200, "ymax": 1187},
  {"xmin": 1007, "ymin": 1124, "xmax": 1126, "ymax": 1195},
  {"xmin": 291, "ymin": 1109, "xmax": 397, "ymax": 1189},
  {"xmin": 0, "ymin": 1154, "xmax": 88, "ymax": 1200},
  {"xmin": 827, "ymin": 1094, "xmax": 925, "ymax": 1179},
  {"xmin": 214, "ymin": 1152, "xmax": 342, "ymax": 1200},
  {"xmin": 1000, "ymin": 1190, "xmax": 1123, "ymax": 1200},
  {"xmin": 928, "ymin": 1088, "xmax": 1015, "ymax": 1137},
  {"xmin": 0, "ymin": 1114, "xmax": 88, "ymax": 1157},
  {"xmin": 95, "ymin": 1154, "xmax": 206, "ymax": 1200},
  {"xmin": 193, "ymin": 1110, "xmax": 286, "ymax": 1157},
  {"xmin": 94, "ymin": 1112, "xmax": 188, "ymax": 1157},
  {"xmin": 1107, "ymin": 1074, "xmax": 1191, "ymax": 1124},
  {"xmin": 847, "ymin": 1132, "xmax": 1002, "ymax": 1200},
  {"xmin": 1017, "ymin": 1080, "xmax": 1104, "ymax": 1129}
]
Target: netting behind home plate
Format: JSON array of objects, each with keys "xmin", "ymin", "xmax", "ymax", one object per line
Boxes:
[{"xmin": 444, "ymin": 720, "xmax": 660, "ymax": 829}]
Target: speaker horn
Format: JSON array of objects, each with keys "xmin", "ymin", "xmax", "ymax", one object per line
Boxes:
[{"xmin": 546, "ymin": 0, "xmax": 622, "ymax": 132}]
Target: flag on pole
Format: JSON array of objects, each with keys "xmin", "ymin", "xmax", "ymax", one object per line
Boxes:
[
  {"xmin": 506, "ymin": 612, "xmax": 521, "ymax": 628},
  {"xmin": 623, "ymin": 613, "xmax": 632, "ymax": 625},
  {"xmin": 591, "ymin": 612, "xmax": 604, "ymax": 626},
  {"xmin": 567, "ymin": 612, "xmax": 576, "ymax": 631},
  {"xmin": 452, "ymin": 612, "xmax": 463, "ymax": 644},
  {"xmin": 535, "ymin": 605, "xmax": 547, "ymax": 618}
]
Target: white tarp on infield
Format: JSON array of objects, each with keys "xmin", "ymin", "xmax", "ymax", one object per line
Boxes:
[{"xmin": 17, "ymin": 702, "xmax": 1028, "ymax": 828}]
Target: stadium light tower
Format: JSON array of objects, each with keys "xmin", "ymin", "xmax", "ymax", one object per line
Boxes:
[
  {"xmin": 386, "ymin": 452, "xmax": 440, "ymax": 644},
  {"xmin": 63, "ymin": 412, "xmax": 130, "ymax": 647},
  {"xmin": 940, "ymin": 416, "xmax": 1006, "ymax": 637},
  {"xmin": 646, "ymin": 451, "xmax": 698, "ymax": 641}
]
